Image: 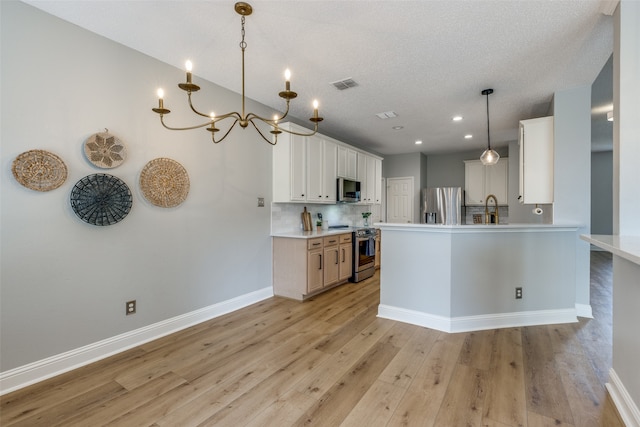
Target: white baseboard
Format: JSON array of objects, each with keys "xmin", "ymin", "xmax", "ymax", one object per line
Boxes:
[
  {"xmin": 575, "ymin": 303, "xmax": 594, "ymax": 318},
  {"xmin": 607, "ymin": 368, "xmax": 640, "ymax": 427},
  {"xmin": 0, "ymin": 287, "xmax": 273, "ymax": 396},
  {"xmin": 377, "ymin": 304, "xmax": 577, "ymax": 333}
]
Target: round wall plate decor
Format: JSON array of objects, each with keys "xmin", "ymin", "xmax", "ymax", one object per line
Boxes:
[
  {"xmin": 12, "ymin": 149, "xmax": 68, "ymax": 192},
  {"xmin": 70, "ymin": 174, "xmax": 132, "ymax": 226},
  {"xmin": 139, "ymin": 158, "xmax": 190, "ymax": 208},
  {"xmin": 84, "ymin": 131, "xmax": 126, "ymax": 168}
]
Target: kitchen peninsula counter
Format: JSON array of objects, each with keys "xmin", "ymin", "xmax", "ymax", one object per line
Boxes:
[{"xmin": 376, "ymin": 222, "xmax": 581, "ymax": 333}]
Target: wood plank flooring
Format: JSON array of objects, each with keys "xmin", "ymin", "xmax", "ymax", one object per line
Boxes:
[{"xmin": 1, "ymin": 251, "xmax": 624, "ymax": 426}]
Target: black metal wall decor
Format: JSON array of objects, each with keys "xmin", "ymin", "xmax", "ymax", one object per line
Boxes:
[{"xmin": 70, "ymin": 174, "xmax": 132, "ymax": 226}]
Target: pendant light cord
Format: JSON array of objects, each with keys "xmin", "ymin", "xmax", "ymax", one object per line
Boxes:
[{"xmin": 485, "ymin": 91, "xmax": 491, "ymax": 150}]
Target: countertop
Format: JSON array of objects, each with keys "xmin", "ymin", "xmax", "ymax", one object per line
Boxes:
[
  {"xmin": 580, "ymin": 234, "xmax": 640, "ymax": 265},
  {"xmin": 375, "ymin": 223, "xmax": 580, "ymax": 233},
  {"xmin": 271, "ymin": 228, "xmax": 359, "ymax": 239}
]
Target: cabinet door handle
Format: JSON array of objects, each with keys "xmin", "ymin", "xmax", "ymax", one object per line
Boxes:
[
  {"xmin": 342, "ymin": 248, "xmax": 345, "ymax": 263},
  {"xmin": 335, "ymin": 250, "xmax": 339, "ymax": 265},
  {"xmin": 319, "ymin": 254, "xmax": 322, "ymax": 270}
]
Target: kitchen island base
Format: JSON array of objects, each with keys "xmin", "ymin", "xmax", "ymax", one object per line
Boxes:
[{"xmin": 376, "ymin": 223, "xmax": 583, "ymax": 333}]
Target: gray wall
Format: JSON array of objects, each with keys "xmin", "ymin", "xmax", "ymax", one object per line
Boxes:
[
  {"xmin": 1, "ymin": 2, "xmax": 274, "ymax": 371},
  {"xmin": 612, "ymin": 1, "xmax": 640, "ymax": 413},
  {"xmin": 425, "ymin": 148, "xmax": 508, "ymax": 189},
  {"xmin": 552, "ymin": 86, "xmax": 592, "ymax": 309},
  {"xmin": 591, "ymin": 151, "xmax": 613, "ymax": 235},
  {"xmin": 383, "ymin": 153, "xmax": 423, "ymax": 223}
]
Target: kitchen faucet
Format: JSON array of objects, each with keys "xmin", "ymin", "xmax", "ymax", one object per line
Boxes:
[{"xmin": 485, "ymin": 194, "xmax": 499, "ymax": 224}]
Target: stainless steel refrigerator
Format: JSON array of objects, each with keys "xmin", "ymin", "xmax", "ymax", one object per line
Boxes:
[{"xmin": 421, "ymin": 187, "xmax": 463, "ymax": 225}]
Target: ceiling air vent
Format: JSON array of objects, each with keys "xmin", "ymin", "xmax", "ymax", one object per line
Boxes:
[
  {"xmin": 331, "ymin": 78, "xmax": 358, "ymax": 91},
  {"xmin": 376, "ymin": 111, "xmax": 398, "ymax": 119}
]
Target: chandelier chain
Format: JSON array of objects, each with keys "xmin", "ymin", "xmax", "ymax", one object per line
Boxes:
[{"xmin": 240, "ymin": 15, "xmax": 247, "ymax": 50}]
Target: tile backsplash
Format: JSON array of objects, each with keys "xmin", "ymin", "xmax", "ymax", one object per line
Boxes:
[
  {"xmin": 464, "ymin": 206, "xmax": 509, "ymax": 224},
  {"xmin": 271, "ymin": 202, "xmax": 382, "ymax": 233}
]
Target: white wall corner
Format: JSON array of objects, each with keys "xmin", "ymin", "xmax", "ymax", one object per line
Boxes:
[
  {"xmin": 607, "ymin": 368, "xmax": 640, "ymax": 427},
  {"xmin": 575, "ymin": 303, "xmax": 594, "ymax": 318},
  {"xmin": 0, "ymin": 287, "xmax": 273, "ymax": 396}
]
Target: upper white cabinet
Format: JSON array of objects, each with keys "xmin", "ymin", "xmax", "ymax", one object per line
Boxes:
[
  {"xmin": 357, "ymin": 152, "xmax": 383, "ymax": 204},
  {"xmin": 306, "ymin": 135, "xmax": 337, "ymax": 203},
  {"xmin": 337, "ymin": 146, "xmax": 357, "ymax": 180},
  {"xmin": 273, "ymin": 123, "xmax": 307, "ymax": 202},
  {"xmin": 519, "ymin": 116, "xmax": 554, "ymax": 204},
  {"xmin": 464, "ymin": 159, "xmax": 508, "ymax": 205},
  {"xmin": 273, "ymin": 123, "xmax": 381, "ymax": 204}
]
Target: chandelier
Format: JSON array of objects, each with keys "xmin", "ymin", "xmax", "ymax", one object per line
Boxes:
[{"xmin": 152, "ymin": 2, "xmax": 323, "ymax": 145}]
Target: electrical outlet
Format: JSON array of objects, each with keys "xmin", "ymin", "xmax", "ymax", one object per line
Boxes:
[
  {"xmin": 126, "ymin": 300, "xmax": 136, "ymax": 315},
  {"xmin": 257, "ymin": 197, "xmax": 265, "ymax": 207},
  {"xmin": 515, "ymin": 287, "xmax": 523, "ymax": 299}
]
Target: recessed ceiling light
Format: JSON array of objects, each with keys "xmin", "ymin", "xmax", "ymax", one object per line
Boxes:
[
  {"xmin": 392, "ymin": 126, "xmax": 404, "ymax": 130},
  {"xmin": 464, "ymin": 134, "xmax": 473, "ymax": 139},
  {"xmin": 415, "ymin": 140, "xmax": 423, "ymax": 145},
  {"xmin": 452, "ymin": 116, "xmax": 463, "ymax": 121}
]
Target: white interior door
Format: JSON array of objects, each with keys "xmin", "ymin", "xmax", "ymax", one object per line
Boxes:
[{"xmin": 387, "ymin": 177, "xmax": 414, "ymax": 223}]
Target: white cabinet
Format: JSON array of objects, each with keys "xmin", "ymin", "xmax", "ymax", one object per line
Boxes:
[
  {"xmin": 273, "ymin": 123, "xmax": 307, "ymax": 202},
  {"xmin": 357, "ymin": 152, "xmax": 383, "ymax": 204},
  {"xmin": 519, "ymin": 116, "xmax": 554, "ymax": 204},
  {"xmin": 273, "ymin": 122, "xmax": 382, "ymax": 205},
  {"xmin": 273, "ymin": 123, "xmax": 336, "ymax": 204},
  {"xmin": 464, "ymin": 159, "xmax": 508, "ymax": 205},
  {"xmin": 337, "ymin": 146, "xmax": 357, "ymax": 180},
  {"xmin": 306, "ymin": 136, "xmax": 337, "ymax": 203},
  {"xmin": 374, "ymin": 157, "xmax": 382, "ymax": 204}
]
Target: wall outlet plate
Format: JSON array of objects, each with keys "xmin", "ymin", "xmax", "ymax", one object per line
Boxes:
[
  {"xmin": 257, "ymin": 197, "xmax": 265, "ymax": 207},
  {"xmin": 515, "ymin": 287, "xmax": 523, "ymax": 299},
  {"xmin": 126, "ymin": 300, "xmax": 136, "ymax": 315}
]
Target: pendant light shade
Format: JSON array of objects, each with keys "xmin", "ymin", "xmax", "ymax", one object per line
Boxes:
[{"xmin": 480, "ymin": 88, "xmax": 499, "ymax": 165}]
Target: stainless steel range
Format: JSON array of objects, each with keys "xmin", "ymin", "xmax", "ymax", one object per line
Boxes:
[{"xmin": 351, "ymin": 227, "xmax": 376, "ymax": 282}]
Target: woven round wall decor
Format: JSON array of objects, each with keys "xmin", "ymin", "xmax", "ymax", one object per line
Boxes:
[
  {"xmin": 139, "ymin": 158, "xmax": 190, "ymax": 208},
  {"xmin": 70, "ymin": 174, "xmax": 132, "ymax": 226},
  {"xmin": 84, "ymin": 131, "xmax": 126, "ymax": 168},
  {"xmin": 12, "ymin": 149, "xmax": 68, "ymax": 192}
]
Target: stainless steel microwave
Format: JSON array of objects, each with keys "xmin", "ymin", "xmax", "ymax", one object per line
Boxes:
[{"xmin": 337, "ymin": 178, "xmax": 361, "ymax": 203}]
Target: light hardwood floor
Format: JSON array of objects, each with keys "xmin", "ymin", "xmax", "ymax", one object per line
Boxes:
[{"xmin": 1, "ymin": 252, "xmax": 624, "ymax": 426}]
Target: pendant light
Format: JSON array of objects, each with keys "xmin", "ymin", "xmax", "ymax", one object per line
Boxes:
[{"xmin": 480, "ymin": 88, "xmax": 500, "ymax": 165}]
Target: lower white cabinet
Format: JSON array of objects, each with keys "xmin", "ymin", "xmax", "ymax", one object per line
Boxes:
[
  {"xmin": 273, "ymin": 233, "xmax": 353, "ymax": 301},
  {"xmin": 464, "ymin": 159, "xmax": 508, "ymax": 205}
]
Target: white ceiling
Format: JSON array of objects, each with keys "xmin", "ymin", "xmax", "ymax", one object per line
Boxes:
[{"xmin": 25, "ymin": 0, "xmax": 614, "ymax": 156}]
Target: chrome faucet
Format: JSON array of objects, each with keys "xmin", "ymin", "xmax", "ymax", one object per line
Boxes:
[{"xmin": 485, "ymin": 194, "xmax": 499, "ymax": 224}]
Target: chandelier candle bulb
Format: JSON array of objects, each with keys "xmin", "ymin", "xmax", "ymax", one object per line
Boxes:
[
  {"xmin": 185, "ymin": 60, "xmax": 193, "ymax": 84},
  {"xmin": 157, "ymin": 88, "xmax": 165, "ymax": 109},
  {"xmin": 285, "ymin": 69, "xmax": 291, "ymax": 91}
]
